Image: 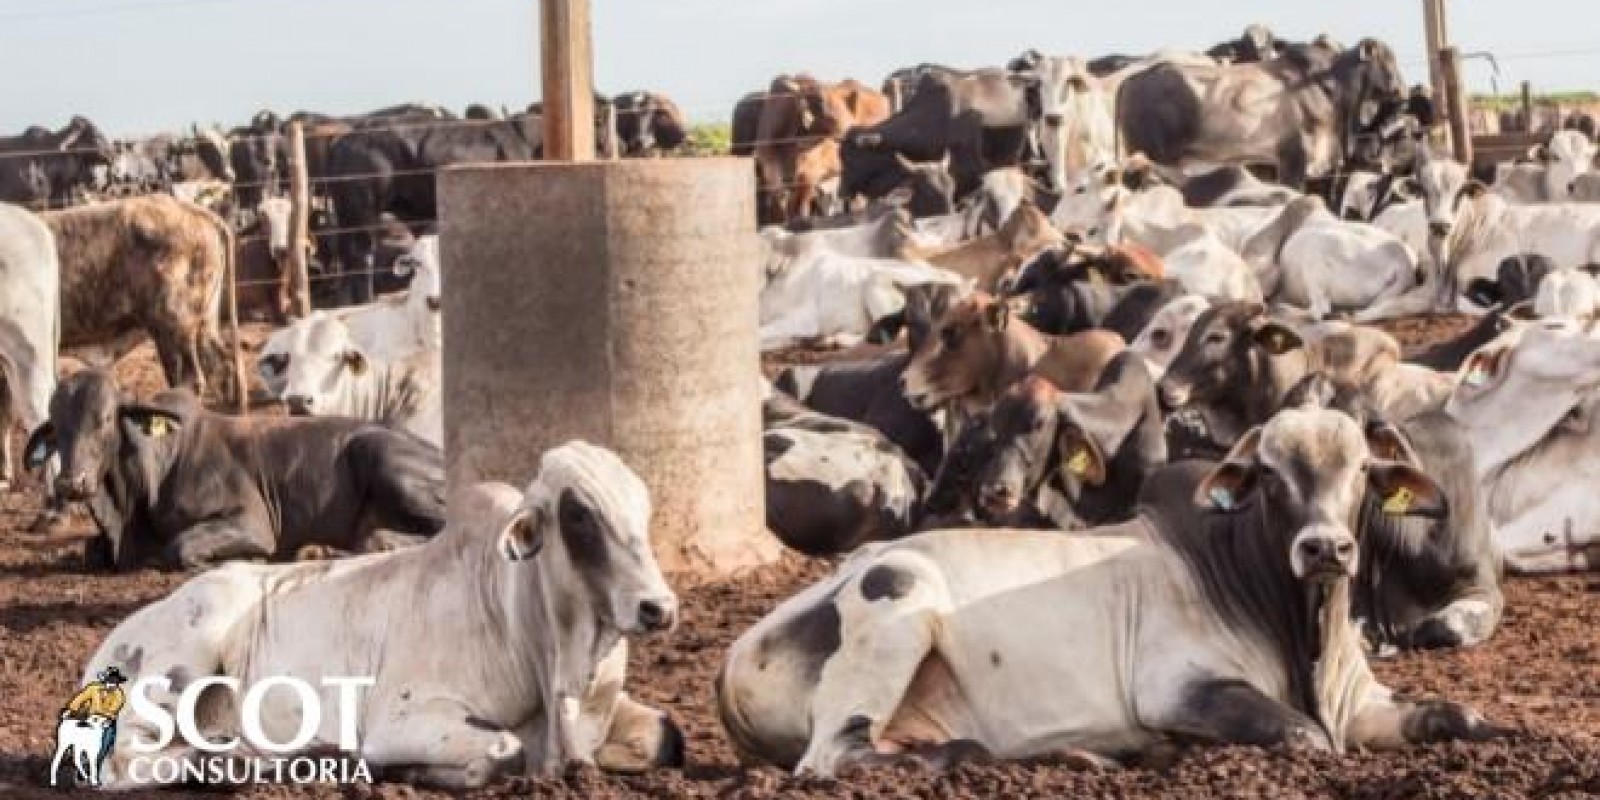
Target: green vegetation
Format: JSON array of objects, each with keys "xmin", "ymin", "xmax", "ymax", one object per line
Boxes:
[
  {"xmin": 1470, "ymin": 91, "xmax": 1599, "ymax": 111},
  {"xmin": 685, "ymin": 123, "xmax": 731, "ymax": 156}
]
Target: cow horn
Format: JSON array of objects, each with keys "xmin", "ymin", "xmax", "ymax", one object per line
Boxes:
[{"xmin": 894, "ymin": 152, "xmax": 917, "ymax": 171}]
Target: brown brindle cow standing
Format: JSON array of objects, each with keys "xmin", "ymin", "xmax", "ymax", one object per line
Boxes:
[
  {"xmin": 754, "ymin": 75, "xmax": 891, "ymax": 224},
  {"xmin": 44, "ymin": 195, "xmax": 233, "ymax": 397}
]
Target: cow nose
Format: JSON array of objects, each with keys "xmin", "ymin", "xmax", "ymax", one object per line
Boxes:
[
  {"xmin": 54, "ymin": 472, "xmax": 92, "ymax": 500},
  {"xmin": 1043, "ymin": 113, "xmax": 1064, "ymax": 128},
  {"xmin": 979, "ymin": 484, "xmax": 1018, "ymax": 512},
  {"xmin": 284, "ymin": 395, "xmax": 314, "ymax": 415},
  {"xmin": 1296, "ymin": 534, "xmax": 1357, "ymax": 576},
  {"xmin": 1157, "ymin": 381, "xmax": 1190, "ymax": 412},
  {"xmin": 637, "ymin": 599, "xmax": 676, "ymax": 632},
  {"xmin": 1428, "ymin": 221, "xmax": 1452, "ymax": 238}
]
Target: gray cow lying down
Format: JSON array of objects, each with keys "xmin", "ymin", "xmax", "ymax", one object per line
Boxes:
[
  {"xmin": 718, "ymin": 408, "xmax": 1499, "ymax": 775},
  {"xmin": 24, "ymin": 369, "xmax": 446, "ymax": 569},
  {"xmin": 80, "ymin": 442, "xmax": 684, "ymax": 789}
]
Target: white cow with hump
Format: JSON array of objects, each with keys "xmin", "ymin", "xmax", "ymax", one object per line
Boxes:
[
  {"xmin": 0, "ymin": 202, "xmax": 59, "ymax": 492},
  {"xmin": 1447, "ymin": 318, "xmax": 1600, "ymax": 573},
  {"xmin": 259, "ymin": 234, "xmax": 442, "ymax": 398},
  {"xmin": 79, "ymin": 443, "xmax": 684, "ymax": 789}
]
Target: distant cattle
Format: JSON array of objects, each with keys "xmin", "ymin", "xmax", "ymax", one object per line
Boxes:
[
  {"xmin": 752, "ymin": 75, "xmax": 891, "ymax": 223},
  {"xmin": 612, "ymin": 91, "xmax": 689, "ymax": 155},
  {"xmin": 25, "ymin": 369, "xmax": 446, "ymax": 570},
  {"xmin": 0, "ymin": 117, "xmax": 115, "ymax": 209}
]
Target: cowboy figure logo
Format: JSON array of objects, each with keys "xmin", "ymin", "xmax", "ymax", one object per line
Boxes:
[{"xmin": 49, "ymin": 666, "xmax": 127, "ymax": 787}]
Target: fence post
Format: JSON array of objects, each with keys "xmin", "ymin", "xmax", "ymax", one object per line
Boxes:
[
  {"xmin": 1423, "ymin": 0, "xmax": 1449, "ymax": 145},
  {"xmin": 286, "ymin": 122, "xmax": 312, "ymax": 318},
  {"xmin": 539, "ymin": 0, "xmax": 595, "ymax": 161},
  {"xmin": 1520, "ymin": 81, "xmax": 1534, "ymax": 134},
  {"xmin": 1441, "ymin": 46, "xmax": 1474, "ymax": 166}
]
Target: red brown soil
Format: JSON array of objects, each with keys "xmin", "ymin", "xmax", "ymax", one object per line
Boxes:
[{"xmin": 2, "ymin": 318, "xmax": 1597, "ymax": 799}]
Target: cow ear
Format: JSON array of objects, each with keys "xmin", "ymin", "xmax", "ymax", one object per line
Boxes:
[
  {"xmin": 1461, "ymin": 180, "xmax": 1489, "ymax": 200},
  {"xmin": 1251, "ymin": 321, "xmax": 1303, "ymax": 355},
  {"xmin": 1195, "ymin": 427, "xmax": 1262, "ymax": 512},
  {"xmin": 498, "ymin": 507, "xmax": 545, "ymax": 562},
  {"xmin": 24, "ymin": 423, "xmax": 57, "ymax": 472},
  {"xmin": 343, "ymin": 350, "xmax": 369, "ymax": 376},
  {"xmin": 984, "ymin": 300, "xmax": 1010, "ymax": 332},
  {"xmin": 120, "ymin": 407, "xmax": 182, "ymax": 439},
  {"xmin": 1364, "ymin": 420, "xmax": 1419, "ymax": 464},
  {"xmin": 1056, "ymin": 419, "xmax": 1108, "ymax": 487},
  {"xmin": 1368, "ymin": 460, "xmax": 1447, "ymax": 518},
  {"xmin": 1393, "ymin": 177, "xmax": 1422, "ymax": 200}
]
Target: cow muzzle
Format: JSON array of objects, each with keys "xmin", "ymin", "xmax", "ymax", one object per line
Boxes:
[
  {"xmin": 1428, "ymin": 221, "xmax": 1452, "ymax": 238},
  {"xmin": 634, "ymin": 597, "xmax": 679, "ymax": 633},
  {"xmin": 1156, "ymin": 379, "xmax": 1191, "ymax": 412},
  {"xmin": 978, "ymin": 483, "xmax": 1022, "ymax": 517},
  {"xmin": 284, "ymin": 395, "xmax": 315, "ymax": 415},
  {"xmin": 1292, "ymin": 525, "xmax": 1358, "ymax": 581}
]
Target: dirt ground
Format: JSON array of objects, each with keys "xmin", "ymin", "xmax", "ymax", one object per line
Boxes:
[{"xmin": 2, "ymin": 316, "xmax": 1598, "ymax": 799}]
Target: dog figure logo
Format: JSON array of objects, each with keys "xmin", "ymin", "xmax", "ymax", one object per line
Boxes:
[{"xmin": 49, "ymin": 666, "xmax": 127, "ymax": 787}]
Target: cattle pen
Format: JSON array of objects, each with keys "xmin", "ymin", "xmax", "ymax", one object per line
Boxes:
[{"xmin": 5, "ymin": 0, "xmax": 1600, "ymax": 797}]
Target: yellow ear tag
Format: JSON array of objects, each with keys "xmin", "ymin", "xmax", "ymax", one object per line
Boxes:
[
  {"xmin": 1067, "ymin": 447, "xmax": 1092, "ymax": 475},
  {"xmin": 1382, "ymin": 486, "xmax": 1414, "ymax": 515},
  {"xmin": 147, "ymin": 417, "xmax": 170, "ymax": 437}
]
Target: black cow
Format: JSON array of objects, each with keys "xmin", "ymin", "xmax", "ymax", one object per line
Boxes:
[
  {"xmin": 1008, "ymin": 245, "xmax": 1180, "ymax": 339},
  {"xmin": 1118, "ymin": 38, "xmax": 1406, "ymax": 187},
  {"xmin": 1158, "ymin": 302, "xmax": 1309, "ymax": 458},
  {"xmin": 24, "ymin": 370, "xmax": 446, "ymax": 570},
  {"xmin": 1408, "ymin": 311, "xmax": 1517, "ymax": 372},
  {"xmin": 324, "ymin": 115, "xmax": 538, "ymax": 303},
  {"xmin": 924, "ymin": 351, "xmax": 1165, "ymax": 530},
  {"xmin": 612, "ymin": 91, "xmax": 688, "ymax": 155},
  {"xmin": 229, "ymin": 110, "xmax": 288, "ymax": 208},
  {"xmin": 0, "ymin": 117, "xmax": 115, "ymax": 208},
  {"xmin": 774, "ymin": 283, "xmax": 959, "ymax": 475},
  {"xmin": 1463, "ymin": 253, "xmax": 1555, "ymax": 310},
  {"xmin": 762, "ymin": 389, "xmax": 926, "ymax": 556},
  {"xmin": 842, "ymin": 67, "xmax": 1034, "ymax": 204}
]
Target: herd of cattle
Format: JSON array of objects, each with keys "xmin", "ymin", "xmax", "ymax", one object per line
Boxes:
[{"xmin": 4, "ymin": 21, "xmax": 1600, "ymax": 790}]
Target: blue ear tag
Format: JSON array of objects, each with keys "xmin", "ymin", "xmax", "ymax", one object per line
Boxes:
[
  {"xmin": 1208, "ymin": 486, "xmax": 1235, "ymax": 510},
  {"xmin": 1464, "ymin": 367, "xmax": 1488, "ymax": 388}
]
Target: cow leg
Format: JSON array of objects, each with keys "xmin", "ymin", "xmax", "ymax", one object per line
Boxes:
[
  {"xmin": 1276, "ymin": 143, "xmax": 1309, "ymax": 190},
  {"xmin": 166, "ymin": 520, "xmax": 274, "ymax": 568},
  {"xmin": 1345, "ymin": 685, "xmax": 1501, "ymax": 750},
  {"xmin": 1404, "ymin": 596, "xmax": 1501, "ymax": 650},
  {"xmin": 361, "ymin": 705, "xmax": 525, "ymax": 790},
  {"xmin": 1150, "ymin": 678, "xmax": 1331, "ymax": 751},
  {"xmin": 796, "ymin": 553, "xmax": 950, "ymax": 776}
]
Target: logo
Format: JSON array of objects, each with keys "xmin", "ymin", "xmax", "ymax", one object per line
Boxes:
[
  {"xmin": 49, "ymin": 666, "xmax": 127, "ymax": 787},
  {"xmin": 48, "ymin": 666, "xmax": 375, "ymax": 788}
]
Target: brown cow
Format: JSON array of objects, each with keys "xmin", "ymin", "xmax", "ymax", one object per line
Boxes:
[
  {"xmin": 897, "ymin": 199, "xmax": 1064, "ymax": 291},
  {"xmin": 754, "ymin": 75, "xmax": 891, "ymax": 224},
  {"xmin": 901, "ymin": 291, "xmax": 1124, "ymax": 420},
  {"xmin": 44, "ymin": 195, "xmax": 233, "ymax": 397}
]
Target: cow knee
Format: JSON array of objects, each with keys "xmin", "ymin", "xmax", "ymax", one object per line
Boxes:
[{"xmin": 595, "ymin": 713, "xmax": 685, "ymax": 773}]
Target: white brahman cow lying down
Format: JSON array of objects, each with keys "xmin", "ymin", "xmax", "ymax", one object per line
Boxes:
[
  {"xmin": 269, "ymin": 312, "xmax": 442, "ymax": 447},
  {"xmin": 758, "ymin": 242, "xmax": 966, "ymax": 352},
  {"xmin": 79, "ymin": 442, "xmax": 684, "ymax": 789},
  {"xmin": 719, "ymin": 408, "xmax": 1499, "ymax": 775},
  {"xmin": 1448, "ymin": 318, "xmax": 1600, "ymax": 573},
  {"xmin": 258, "ymin": 235, "xmax": 442, "ymax": 396}
]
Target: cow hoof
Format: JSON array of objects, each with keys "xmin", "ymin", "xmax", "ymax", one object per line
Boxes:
[{"xmin": 29, "ymin": 511, "xmax": 66, "ymax": 533}]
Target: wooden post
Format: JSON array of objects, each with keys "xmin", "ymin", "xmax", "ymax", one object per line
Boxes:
[
  {"xmin": 225, "ymin": 228, "xmax": 248, "ymax": 415},
  {"xmin": 285, "ymin": 122, "xmax": 312, "ymax": 318},
  {"xmin": 1423, "ymin": 0, "xmax": 1449, "ymax": 139},
  {"xmin": 1520, "ymin": 81, "xmax": 1534, "ymax": 134},
  {"xmin": 1441, "ymin": 46, "xmax": 1474, "ymax": 165},
  {"xmin": 539, "ymin": 0, "xmax": 595, "ymax": 161}
]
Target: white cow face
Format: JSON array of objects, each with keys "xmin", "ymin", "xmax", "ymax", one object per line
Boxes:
[
  {"xmin": 1032, "ymin": 56, "xmax": 1099, "ymax": 192},
  {"xmin": 1050, "ymin": 160, "xmax": 1120, "ymax": 240},
  {"xmin": 1196, "ymin": 408, "xmax": 1445, "ymax": 583},
  {"xmin": 504, "ymin": 442, "xmax": 679, "ymax": 635},
  {"xmin": 256, "ymin": 197, "xmax": 293, "ymax": 258},
  {"xmin": 270, "ymin": 314, "xmax": 368, "ymax": 415},
  {"xmin": 396, "ymin": 235, "xmax": 442, "ymax": 349},
  {"xmin": 1130, "ymin": 295, "xmax": 1211, "ymax": 378},
  {"xmin": 1415, "ymin": 157, "xmax": 1483, "ymax": 239}
]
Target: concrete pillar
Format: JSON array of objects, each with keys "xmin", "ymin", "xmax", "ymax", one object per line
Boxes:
[{"xmin": 438, "ymin": 158, "xmax": 778, "ymax": 576}]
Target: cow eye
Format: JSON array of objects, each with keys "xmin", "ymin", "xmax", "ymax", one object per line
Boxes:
[
  {"xmin": 1203, "ymin": 332, "xmax": 1227, "ymax": 346},
  {"xmin": 940, "ymin": 326, "xmax": 960, "ymax": 349},
  {"xmin": 1075, "ymin": 185, "xmax": 1087, "ymax": 195},
  {"xmin": 1150, "ymin": 329, "xmax": 1172, "ymax": 348}
]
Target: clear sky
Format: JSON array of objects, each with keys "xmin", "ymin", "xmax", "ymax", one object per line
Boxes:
[{"xmin": 2, "ymin": 0, "xmax": 1598, "ymax": 136}]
